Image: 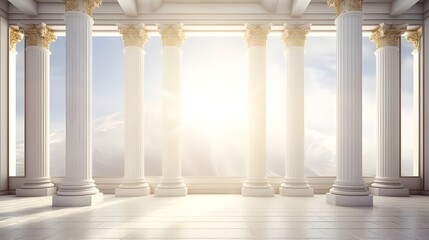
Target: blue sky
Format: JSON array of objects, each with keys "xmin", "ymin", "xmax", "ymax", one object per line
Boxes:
[{"xmin": 13, "ymin": 34, "xmax": 416, "ymax": 177}]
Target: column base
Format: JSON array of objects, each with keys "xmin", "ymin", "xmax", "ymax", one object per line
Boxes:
[
  {"xmin": 241, "ymin": 179, "xmax": 274, "ymax": 197},
  {"xmin": 369, "ymin": 187, "xmax": 409, "ymax": 197},
  {"xmin": 326, "ymin": 193, "xmax": 373, "ymax": 207},
  {"xmin": 155, "ymin": 178, "xmax": 187, "ymax": 197},
  {"xmin": 241, "ymin": 186, "xmax": 274, "ymax": 197},
  {"xmin": 279, "ymin": 187, "xmax": 313, "ymax": 197},
  {"xmin": 116, "ymin": 187, "xmax": 150, "ymax": 197},
  {"xmin": 16, "ymin": 187, "xmax": 57, "ymax": 197},
  {"xmin": 155, "ymin": 186, "xmax": 187, "ymax": 197},
  {"xmin": 52, "ymin": 193, "xmax": 103, "ymax": 207}
]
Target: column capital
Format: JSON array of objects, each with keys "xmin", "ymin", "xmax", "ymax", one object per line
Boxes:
[
  {"xmin": 327, "ymin": 0, "xmax": 363, "ymax": 16},
  {"xmin": 19, "ymin": 23, "xmax": 56, "ymax": 50},
  {"xmin": 406, "ymin": 27, "xmax": 422, "ymax": 51},
  {"xmin": 9, "ymin": 27, "xmax": 23, "ymax": 51},
  {"xmin": 281, "ymin": 24, "xmax": 310, "ymax": 48},
  {"xmin": 244, "ymin": 24, "xmax": 271, "ymax": 48},
  {"xmin": 64, "ymin": 0, "xmax": 102, "ymax": 16},
  {"xmin": 157, "ymin": 24, "xmax": 186, "ymax": 48},
  {"xmin": 370, "ymin": 23, "xmax": 406, "ymax": 49},
  {"xmin": 118, "ymin": 23, "xmax": 149, "ymax": 48}
]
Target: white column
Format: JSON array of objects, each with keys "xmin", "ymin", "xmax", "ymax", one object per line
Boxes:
[
  {"xmin": 53, "ymin": 0, "xmax": 103, "ymax": 206},
  {"xmin": 424, "ymin": 14, "xmax": 429, "ymax": 194},
  {"xmin": 8, "ymin": 27, "xmax": 22, "ymax": 177},
  {"xmin": 406, "ymin": 29, "xmax": 422, "ymax": 177},
  {"xmin": 155, "ymin": 24, "xmax": 187, "ymax": 197},
  {"xmin": 279, "ymin": 24, "xmax": 313, "ymax": 197},
  {"xmin": 326, "ymin": 0, "xmax": 372, "ymax": 206},
  {"xmin": 16, "ymin": 23, "xmax": 57, "ymax": 197},
  {"xmin": 116, "ymin": 24, "xmax": 150, "ymax": 197},
  {"xmin": 0, "ymin": 18, "xmax": 8, "ymax": 194},
  {"xmin": 368, "ymin": 23, "xmax": 409, "ymax": 196},
  {"xmin": 242, "ymin": 24, "xmax": 274, "ymax": 197}
]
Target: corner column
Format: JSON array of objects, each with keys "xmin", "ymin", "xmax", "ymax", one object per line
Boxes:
[
  {"xmin": 242, "ymin": 24, "xmax": 274, "ymax": 197},
  {"xmin": 8, "ymin": 27, "xmax": 22, "ymax": 177},
  {"xmin": 369, "ymin": 23, "xmax": 409, "ymax": 196},
  {"xmin": 279, "ymin": 24, "xmax": 313, "ymax": 197},
  {"xmin": 116, "ymin": 24, "xmax": 150, "ymax": 197},
  {"xmin": 155, "ymin": 24, "xmax": 187, "ymax": 197},
  {"xmin": 16, "ymin": 23, "xmax": 57, "ymax": 197},
  {"xmin": 0, "ymin": 17, "xmax": 8, "ymax": 195},
  {"xmin": 53, "ymin": 0, "xmax": 103, "ymax": 206},
  {"xmin": 326, "ymin": 0, "xmax": 373, "ymax": 206},
  {"xmin": 405, "ymin": 29, "xmax": 422, "ymax": 177},
  {"xmin": 424, "ymin": 11, "xmax": 429, "ymax": 194}
]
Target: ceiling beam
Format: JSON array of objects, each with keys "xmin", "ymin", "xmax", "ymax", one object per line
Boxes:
[
  {"xmin": 9, "ymin": 0, "xmax": 38, "ymax": 16},
  {"xmin": 118, "ymin": 0, "xmax": 138, "ymax": 17},
  {"xmin": 261, "ymin": 0, "xmax": 278, "ymax": 12},
  {"xmin": 291, "ymin": 0, "xmax": 311, "ymax": 17},
  {"xmin": 390, "ymin": 0, "xmax": 419, "ymax": 16}
]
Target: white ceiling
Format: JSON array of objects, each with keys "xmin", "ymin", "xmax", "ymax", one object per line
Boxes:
[{"xmin": 3, "ymin": 0, "xmax": 427, "ymax": 33}]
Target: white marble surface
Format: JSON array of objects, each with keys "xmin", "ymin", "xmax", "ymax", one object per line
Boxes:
[{"xmin": 0, "ymin": 194, "xmax": 429, "ymax": 239}]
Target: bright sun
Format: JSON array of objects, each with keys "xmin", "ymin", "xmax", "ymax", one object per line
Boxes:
[{"xmin": 181, "ymin": 38, "xmax": 249, "ymax": 134}]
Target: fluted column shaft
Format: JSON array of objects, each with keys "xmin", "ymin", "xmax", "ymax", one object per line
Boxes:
[
  {"xmin": 116, "ymin": 24, "xmax": 150, "ymax": 197},
  {"xmin": 9, "ymin": 48, "xmax": 17, "ymax": 176},
  {"xmin": 8, "ymin": 27, "xmax": 21, "ymax": 177},
  {"xmin": 155, "ymin": 24, "xmax": 187, "ymax": 197},
  {"xmin": 406, "ymin": 29, "xmax": 422, "ymax": 176},
  {"xmin": 334, "ymin": 12, "xmax": 364, "ymax": 185},
  {"xmin": 412, "ymin": 49, "xmax": 419, "ymax": 176},
  {"xmin": 285, "ymin": 47, "xmax": 304, "ymax": 179},
  {"xmin": 248, "ymin": 46, "xmax": 266, "ymax": 180},
  {"xmin": 162, "ymin": 47, "xmax": 182, "ymax": 179},
  {"xmin": 122, "ymin": 47, "xmax": 147, "ymax": 182},
  {"xmin": 374, "ymin": 47, "xmax": 401, "ymax": 185},
  {"xmin": 279, "ymin": 24, "xmax": 313, "ymax": 197},
  {"xmin": 369, "ymin": 23, "xmax": 408, "ymax": 196},
  {"xmin": 16, "ymin": 24, "xmax": 57, "ymax": 197},
  {"xmin": 326, "ymin": 0, "xmax": 372, "ymax": 206},
  {"xmin": 53, "ymin": 0, "xmax": 103, "ymax": 206},
  {"xmin": 24, "ymin": 46, "xmax": 52, "ymax": 184},
  {"xmin": 241, "ymin": 24, "xmax": 273, "ymax": 197}
]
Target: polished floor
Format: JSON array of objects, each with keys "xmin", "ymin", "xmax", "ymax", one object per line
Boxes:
[{"xmin": 0, "ymin": 194, "xmax": 428, "ymax": 240}]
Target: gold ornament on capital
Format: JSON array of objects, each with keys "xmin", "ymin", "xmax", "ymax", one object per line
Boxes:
[
  {"xmin": 370, "ymin": 23, "xmax": 406, "ymax": 49},
  {"xmin": 158, "ymin": 24, "xmax": 186, "ymax": 48},
  {"xmin": 406, "ymin": 28, "xmax": 422, "ymax": 51},
  {"xmin": 327, "ymin": 0, "xmax": 362, "ymax": 16},
  {"xmin": 19, "ymin": 23, "xmax": 56, "ymax": 50},
  {"xmin": 9, "ymin": 27, "xmax": 23, "ymax": 51},
  {"xmin": 281, "ymin": 24, "xmax": 310, "ymax": 48},
  {"xmin": 118, "ymin": 24, "xmax": 149, "ymax": 48},
  {"xmin": 244, "ymin": 24, "xmax": 271, "ymax": 48},
  {"xmin": 64, "ymin": 0, "xmax": 102, "ymax": 16}
]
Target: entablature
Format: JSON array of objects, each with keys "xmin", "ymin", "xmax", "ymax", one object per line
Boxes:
[{"xmin": 2, "ymin": 0, "xmax": 426, "ymax": 35}]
